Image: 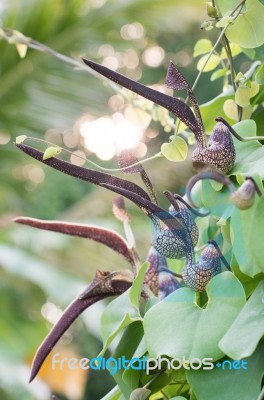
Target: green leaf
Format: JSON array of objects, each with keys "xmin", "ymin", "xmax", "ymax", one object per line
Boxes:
[
  {"xmin": 221, "ymin": 43, "xmax": 242, "ymax": 59},
  {"xmin": 234, "ymin": 72, "xmax": 246, "ymax": 83},
  {"xmin": 99, "ymin": 290, "xmax": 141, "ymax": 357},
  {"xmin": 249, "ymin": 81, "xmax": 260, "ymax": 97},
  {"xmin": 241, "ymin": 43, "xmax": 264, "ymax": 60},
  {"xmin": 195, "ymin": 179, "xmax": 234, "ymax": 220},
  {"xmin": 43, "ymin": 146, "xmax": 62, "ymax": 160},
  {"xmin": 112, "ymin": 322, "xmax": 144, "ymax": 398},
  {"xmin": 230, "ymin": 196, "xmax": 264, "ymax": 276},
  {"xmin": 186, "ymin": 341, "xmax": 264, "ymax": 400},
  {"xmin": 15, "ymin": 135, "xmax": 27, "ymax": 144},
  {"xmin": 16, "ymin": 43, "xmax": 28, "ymax": 58},
  {"xmin": 223, "ymin": 99, "xmax": 252, "ymax": 121},
  {"xmin": 210, "ymin": 180, "xmax": 223, "ymax": 192},
  {"xmin": 143, "ymin": 272, "xmax": 245, "ymax": 360},
  {"xmin": 197, "ymin": 54, "xmax": 221, "ymax": 72},
  {"xmin": 161, "ymin": 137, "xmax": 188, "ymax": 162},
  {"xmin": 219, "ymin": 281, "xmax": 264, "ymax": 359},
  {"xmin": 129, "ymin": 388, "xmax": 151, "ymax": 400},
  {"xmin": 129, "ymin": 261, "xmax": 149, "ymax": 311},
  {"xmin": 223, "ymin": 99, "xmax": 237, "ymax": 121},
  {"xmin": 217, "ymin": 0, "xmax": 245, "ymax": 15},
  {"xmin": 200, "ymin": 89, "xmax": 234, "ymax": 131},
  {"xmin": 255, "ymin": 64, "xmax": 264, "ymax": 85},
  {"xmin": 231, "ymin": 120, "xmax": 264, "ymax": 179},
  {"xmin": 100, "ymin": 385, "xmax": 122, "ymax": 400},
  {"xmin": 193, "ymin": 39, "xmax": 212, "ymax": 57},
  {"xmin": 210, "ymin": 68, "xmax": 227, "ymax": 81},
  {"xmin": 225, "ymin": 0, "xmax": 264, "ymax": 48},
  {"xmin": 252, "ymin": 108, "xmax": 264, "ymax": 134},
  {"xmin": 235, "ymin": 86, "xmax": 251, "ymax": 107}
]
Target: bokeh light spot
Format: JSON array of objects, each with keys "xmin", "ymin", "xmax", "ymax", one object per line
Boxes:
[
  {"xmin": 142, "ymin": 46, "xmax": 165, "ymax": 67},
  {"xmin": 120, "ymin": 22, "xmax": 144, "ymax": 40}
]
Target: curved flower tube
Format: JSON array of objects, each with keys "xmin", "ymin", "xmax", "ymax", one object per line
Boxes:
[
  {"xmin": 16, "ymin": 143, "xmax": 194, "ymax": 259},
  {"xmin": 83, "ymin": 58, "xmax": 237, "ymax": 173},
  {"xmin": 186, "ymin": 170, "xmax": 262, "ymax": 210}
]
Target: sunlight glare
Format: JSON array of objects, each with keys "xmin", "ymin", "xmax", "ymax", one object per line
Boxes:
[{"xmin": 80, "ymin": 113, "xmax": 144, "ymax": 160}]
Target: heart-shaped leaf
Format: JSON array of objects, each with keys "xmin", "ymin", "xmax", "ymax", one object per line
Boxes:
[
  {"xmin": 231, "ymin": 120, "xmax": 264, "ymax": 179},
  {"xmin": 193, "ymin": 39, "xmax": 212, "ymax": 57},
  {"xmin": 143, "ymin": 272, "xmax": 245, "ymax": 360},
  {"xmin": 161, "ymin": 137, "xmax": 188, "ymax": 162},
  {"xmin": 197, "ymin": 54, "xmax": 221, "ymax": 72},
  {"xmin": 219, "ymin": 281, "xmax": 264, "ymax": 359},
  {"xmin": 43, "ymin": 146, "xmax": 62, "ymax": 160},
  {"xmin": 186, "ymin": 341, "xmax": 264, "ymax": 400},
  {"xmin": 225, "ymin": 0, "xmax": 264, "ymax": 48},
  {"xmin": 235, "ymin": 86, "xmax": 251, "ymax": 107},
  {"xmin": 230, "ymin": 196, "xmax": 264, "ymax": 276}
]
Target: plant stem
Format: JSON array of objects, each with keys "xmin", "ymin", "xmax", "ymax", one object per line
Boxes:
[
  {"xmin": 143, "ymin": 368, "xmax": 166, "ymax": 389},
  {"xmin": 216, "ymin": 117, "xmax": 264, "ymax": 141},
  {"xmin": 175, "ymin": 380, "xmax": 187, "ymax": 396},
  {"xmin": 231, "ymin": 0, "xmax": 247, "ymax": 16},
  {"xmin": 21, "ymin": 136, "xmax": 163, "ymax": 172},
  {"xmin": 175, "ymin": 0, "xmax": 247, "ymax": 135},
  {"xmin": 221, "ymin": 34, "xmax": 243, "ymax": 121},
  {"xmin": 2, "ymin": 28, "xmax": 125, "ymax": 96},
  {"xmin": 160, "ymin": 390, "xmax": 169, "ymax": 399},
  {"xmin": 222, "ymin": 35, "xmax": 237, "ymax": 92},
  {"xmin": 192, "ymin": 0, "xmax": 246, "ymax": 92},
  {"xmin": 176, "ymin": 0, "xmax": 247, "ymax": 134},
  {"xmin": 192, "ymin": 26, "xmax": 227, "ymax": 92}
]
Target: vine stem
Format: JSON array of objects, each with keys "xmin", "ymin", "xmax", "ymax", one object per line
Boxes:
[
  {"xmin": 1, "ymin": 28, "xmax": 124, "ymax": 96},
  {"xmin": 192, "ymin": 0, "xmax": 247, "ymax": 92},
  {"xmin": 175, "ymin": 1, "xmax": 245, "ymax": 134},
  {"xmin": 221, "ymin": 34, "xmax": 243, "ymax": 121},
  {"xmin": 2, "ymin": 28, "xmax": 177, "ymax": 132},
  {"xmin": 160, "ymin": 390, "xmax": 169, "ymax": 399},
  {"xmin": 192, "ymin": 25, "xmax": 229, "ymax": 92},
  {"xmin": 143, "ymin": 368, "xmax": 166, "ymax": 389},
  {"xmin": 174, "ymin": 24, "xmax": 229, "ymax": 135},
  {"xmin": 18, "ymin": 136, "xmax": 163, "ymax": 172},
  {"xmin": 171, "ymin": 0, "xmax": 247, "ymax": 135},
  {"xmin": 175, "ymin": 380, "xmax": 187, "ymax": 396},
  {"xmin": 222, "ymin": 36, "xmax": 237, "ymax": 90}
]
